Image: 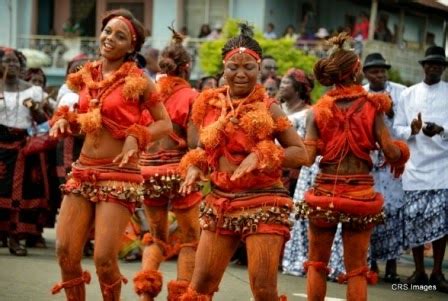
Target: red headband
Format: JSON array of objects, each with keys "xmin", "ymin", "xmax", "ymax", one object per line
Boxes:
[
  {"xmin": 286, "ymin": 68, "xmax": 307, "ymax": 85},
  {"xmin": 113, "ymin": 16, "xmax": 137, "ymax": 44},
  {"xmin": 223, "ymin": 47, "xmax": 261, "ymax": 63}
]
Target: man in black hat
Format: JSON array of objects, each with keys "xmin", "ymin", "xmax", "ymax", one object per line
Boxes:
[
  {"xmin": 362, "ymin": 52, "xmax": 406, "ymax": 284},
  {"xmin": 394, "ymin": 45, "xmax": 448, "ymax": 293}
]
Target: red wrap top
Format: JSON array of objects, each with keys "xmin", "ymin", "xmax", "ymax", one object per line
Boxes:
[{"xmin": 313, "ymin": 85, "xmax": 391, "ymax": 168}]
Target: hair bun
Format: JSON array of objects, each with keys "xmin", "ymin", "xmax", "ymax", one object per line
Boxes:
[
  {"xmin": 159, "ymin": 57, "xmax": 177, "ymax": 74},
  {"xmin": 327, "ymin": 32, "xmax": 352, "ymax": 50},
  {"xmin": 313, "ymin": 58, "xmax": 336, "ymax": 86},
  {"xmin": 168, "ymin": 25, "xmax": 185, "ymax": 45},
  {"xmin": 239, "ymin": 23, "xmax": 254, "ymax": 38}
]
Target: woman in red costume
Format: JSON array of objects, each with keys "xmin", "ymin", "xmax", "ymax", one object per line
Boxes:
[
  {"xmin": 296, "ymin": 33, "xmax": 409, "ymax": 301},
  {"xmin": 178, "ymin": 24, "xmax": 308, "ymax": 301},
  {"xmin": 133, "ymin": 28, "xmax": 201, "ymax": 301},
  {"xmin": 49, "ymin": 9, "xmax": 172, "ymax": 301}
]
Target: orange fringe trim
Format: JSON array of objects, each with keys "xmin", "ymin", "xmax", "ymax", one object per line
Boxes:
[
  {"xmin": 279, "ymin": 295, "xmax": 288, "ymax": 301},
  {"xmin": 66, "ymin": 61, "xmax": 147, "ymax": 102},
  {"xmin": 51, "ymin": 271, "xmax": 91, "ymax": 295},
  {"xmin": 275, "ymin": 116, "xmax": 293, "ymax": 132},
  {"xmin": 191, "ymin": 84, "xmax": 267, "ymax": 129},
  {"xmin": 123, "ymin": 74, "xmax": 150, "ymax": 101},
  {"xmin": 101, "ymin": 275, "xmax": 128, "ymax": 296},
  {"xmin": 50, "ymin": 105, "xmax": 80, "ymax": 134},
  {"xmin": 191, "ymin": 87, "xmax": 228, "ymax": 128},
  {"xmin": 239, "ymin": 102, "xmax": 275, "ymax": 140},
  {"xmin": 387, "ymin": 140, "xmax": 410, "ymax": 169},
  {"xmin": 178, "ymin": 148, "xmax": 208, "ymax": 178},
  {"xmin": 180, "ymin": 287, "xmax": 213, "ymax": 301},
  {"xmin": 252, "ymin": 140, "xmax": 285, "ymax": 171},
  {"xmin": 77, "ymin": 108, "xmax": 102, "ymax": 134},
  {"xmin": 167, "ymin": 280, "xmax": 190, "ymax": 301},
  {"xmin": 313, "ymin": 85, "xmax": 368, "ymax": 128},
  {"xmin": 366, "ymin": 92, "xmax": 391, "ymax": 113},
  {"xmin": 126, "ymin": 124, "xmax": 152, "ymax": 150},
  {"xmin": 338, "ymin": 266, "xmax": 378, "ymax": 285},
  {"xmin": 66, "ymin": 70, "xmax": 84, "ymax": 93},
  {"xmin": 199, "ymin": 117, "xmax": 226, "ymax": 149},
  {"xmin": 133, "ymin": 270, "xmax": 163, "ymax": 297},
  {"xmin": 157, "ymin": 76, "xmax": 191, "ymax": 102}
]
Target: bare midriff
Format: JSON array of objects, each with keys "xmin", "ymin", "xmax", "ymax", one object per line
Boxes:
[
  {"xmin": 320, "ymin": 152, "xmax": 370, "ymax": 175},
  {"xmin": 81, "ymin": 127, "xmax": 124, "ymax": 159}
]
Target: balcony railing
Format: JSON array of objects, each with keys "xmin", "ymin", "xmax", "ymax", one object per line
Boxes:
[{"xmin": 17, "ymin": 35, "xmax": 98, "ymax": 69}]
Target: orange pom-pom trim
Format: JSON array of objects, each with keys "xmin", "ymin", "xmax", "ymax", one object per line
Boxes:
[
  {"xmin": 366, "ymin": 92, "xmax": 392, "ymax": 113},
  {"xmin": 50, "ymin": 105, "xmax": 80, "ymax": 134},
  {"xmin": 199, "ymin": 117, "xmax": 225, "ymax": 149},
  {"xmin": 77, "ymin": 108, "xmax": 102, "ymax": 134},
  {"xmin": 133, "ymin": 270, "xmax": 163, "ymax": 297},
  {"xmin": 178, "ymin": 148, "xmax": 208, "ymax": 178},
  {"xmin": 167, "ymin": 280, "xmax": 190, "ymax": 301},
  {"xmin": 279, "ymin": 295, "xmax": 288, "ymax": 301},
  {"xmin": 337, "ymin": 266, "xmax": 378, "ymax": 285},
  {"xmin": 126, "ymin": 124, "xmax": 152, "ymax": 151},
  {"xmin": 239, "ymin": 103, "xmax": 275, "ymax": 140},
  {"xmin": 179, "ymin": 287, "xmax": 214, "ymax": 301},
  {"xmin": 387, "ymin": 140, "xmax": 410, "ymax": 169},
  {"xmin": 252, "ymin": 140, "xmax": 285, "ymax": 171},
  {"xmin": 123, "ymin": 74, "xmax": 150, "ymax": 101},
  {"xmin": 275, "ymin": 116, "xmax": 293, "ymax": 132},
  {"xmin": 66, "ymin": 70, "xmax": 84, "ymax": 92},
  {"xmin": 51, "ymin": 270, "xmax": 91, "ymax": 295}
]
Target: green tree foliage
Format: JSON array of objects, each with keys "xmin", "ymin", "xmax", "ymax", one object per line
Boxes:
[{"xmin": 198, "ymin": 19, "xmax": 325, "ymax": 102}]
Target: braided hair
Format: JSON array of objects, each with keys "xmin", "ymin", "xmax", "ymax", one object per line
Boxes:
[
  {"xmin": 158, "ymin": 26, "xmax": 191, "ymax": 78},
  {"xmin": 221, "ymin": 23, "xmax": 262, "ymax": 60},
  {"xmin": 313, "ymin": 32, "xmax": 360, "ymax": 86}
]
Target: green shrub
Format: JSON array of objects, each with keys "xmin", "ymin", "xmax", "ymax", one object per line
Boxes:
[{"xmin": 198, "ymin": 19, "xmax": 325, "ymax": 102}]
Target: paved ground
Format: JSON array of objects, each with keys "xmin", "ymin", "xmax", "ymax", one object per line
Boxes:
[{"xmin": 0, "ymin": 228, "xmax": 447, "ymax": 301}]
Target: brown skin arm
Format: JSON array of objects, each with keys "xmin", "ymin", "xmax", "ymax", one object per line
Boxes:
[
  {"xmin": 302, "ymin": 109, "xmax": 319, "ymax": 167},
  {"xmin": 143, "ymin": 79, "xmax": 173, "ymax": 141},
  {"xmin": 114, "ymin": 79, "xmax": 172, "ymax": 167},
  {"xmin": 374, "ymin": 112, "xmax": 401, "ymax": 162},
  {"xmin": 271, "ymin": 103, "xmax": 308, "ymax": 168},
  {"xmin": 187, "ymin": 120, "xmax": 200, "ymax": 150}
]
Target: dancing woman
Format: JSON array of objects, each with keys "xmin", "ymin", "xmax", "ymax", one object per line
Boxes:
[
  {"xmin": 297, "ymin": 33, "xmax": 409, "ymax": 301},
  {"xmin": 133, "ymin": 28, "xmax": 201, "ymax": 301},
  {"xmin": 50, "ymin": 9, "xmax": 172, "ymax": 301},
  {"xmin": 178, "ymin": 24, "xmax": 309, "ymax": 301}
]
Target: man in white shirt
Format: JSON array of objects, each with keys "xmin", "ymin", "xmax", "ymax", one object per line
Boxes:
[
  {"xmin": 393, "ymin": 46, "xmax": 448, "ymax": 293},
  {"xmin": 363, "ymin": 52, "xmax": 406, "ymax": 283}
]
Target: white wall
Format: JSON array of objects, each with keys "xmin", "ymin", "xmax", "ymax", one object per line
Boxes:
[
  {"xmin": 151, "ymin": 0, "xmax": 179, "ymax": 49},
  {"xmin": 0, "ymin": 0, "xmax": 33, "ymax": 48},
  {"xmin": 229, "ymin": 0, "xmax": 266, "ymax": 30}
]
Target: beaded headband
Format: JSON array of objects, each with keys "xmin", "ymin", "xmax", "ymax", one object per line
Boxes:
[
  {"xmin": 113, "ymin": 16, "xmax": 137, "ymax": 44},
  {"xmin": 223, "ymin": 47, "xmax": 261, "ymax": 63}
]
